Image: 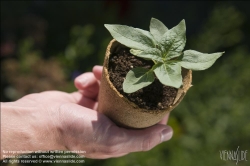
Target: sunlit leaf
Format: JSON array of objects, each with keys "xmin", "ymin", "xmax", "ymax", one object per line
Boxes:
[
  {"xmin": 136, "ymin": 48, "xmax": 163, "ymax": 62},
  {"xmin": 154, "ymin": 62, "xmax": 182, "ymax": 88},
  {"xmin": 160, "ymin": 19, "xmax": 186, "ymax": 60},
  {"xmin": 104, "ymin": 24, "xmax": 155, "ymax": 50},
  {"xmin": 123, "ymin": 67, "xmax": 155, "ymax": 93},
  {"xmin": 180, "ymin": 50, "xmax": 224, "ymax": 70},
  {"xmin": 150, "ymin": 18, "xmax": 168, "ymax": 43},
  {"xmin": 130, "ymin": 49, "xmax": 143, "ymax": 55}
]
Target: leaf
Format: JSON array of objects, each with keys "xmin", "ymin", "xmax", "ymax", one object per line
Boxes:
[
  {"xmin": 150, "ymin": 18, "xmax": 168, "ymax": 43},
  {"xmin": 180, "ymin": 50, "xmax": 224, "ymax": 70},
  {"xmin": 135, "ymin": 28, "xmax": 156, "ymax": 45},
  {"xmin": 123, "ymin": 67, "xmax": 155, "ymax": 93},
  {"xmin": 136, "ymin": 48, "xmax": 163, "ymax": 62},
  {"xmin": 160, "ymin": 19, "xmax": 186, "ymax": 60},
  {"xmin": 104, "ymin": 24, "xmax": 155, "ymax": 50},
  {"xmin": 130, "ymin": 49, "xmax": 143, "ymax": 55},
  {"xmin": 154, "ymin": 62, "xmax": 182, "ymax": 88}
]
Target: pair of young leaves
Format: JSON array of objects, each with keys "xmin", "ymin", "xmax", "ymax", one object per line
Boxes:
[{"xmin": 105, "ymin": 18, "xmax": 224, "ymax": 93}]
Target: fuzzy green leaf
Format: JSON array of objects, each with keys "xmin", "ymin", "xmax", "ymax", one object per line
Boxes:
[
  {"xmin": 136, "ymin": 48, "xmax": 163, "ymax": 62},
  {"xmin": 104, "ymin": 24, "xmax": 155, "ymax": 50},
  {"xmin": 160, "ymin": 19, "xmax": 186, "ymax": 60},
  {"xmin": 123, "ymin": 67, "xmax": 155, "ymax": 93},
  {"xmin": 130, "ymin": 49, "xmax": 143, "ymax": 55},
  {"xmin": 180, "ymin": 50, "xmax": 224, "ymax": 70},
  {"xmin": 150, "ymin": 18, "xmax": 168, "ymax": 43},
  {"xmin": 135, "ymin": 28, "xmax": 156, "ymax": 45},
  {"xmin": 154, "ymin": 62, "xmax": 182, "ymax": 88}
]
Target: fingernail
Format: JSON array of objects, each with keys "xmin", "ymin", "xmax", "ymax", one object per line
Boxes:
[{"xmin": 161, "ymin": 127, "xmax": 173, "ymax": 142}]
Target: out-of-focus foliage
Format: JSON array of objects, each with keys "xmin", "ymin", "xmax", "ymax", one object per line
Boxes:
[
  {"xmin": 57, "ymin": 24, "xmax": 96, "ymax": 76},
  {"xmin": 1, "ymin": 24, "xmax": 110, "ymax": 100},
  {"xmin": 1, "ymin": 2, "xmax": 250, "ymax": 166},
  {"xmin": 1, "ymin": 38, "xmax": 69, "ymax": 100}
]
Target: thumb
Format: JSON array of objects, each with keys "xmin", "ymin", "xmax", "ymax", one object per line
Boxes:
[
  {"xmin": 122, "ymin": 125, "xmax": 173, "ymax": 152},
  {"xmin": 95, "ymin": 124, "xmax": 173, "ymax": 159}
]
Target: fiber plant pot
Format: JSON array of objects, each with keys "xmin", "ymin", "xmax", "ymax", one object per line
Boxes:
[{"xmin": 98, "ymin": 39, "xmax": 192, "ymax": 129}]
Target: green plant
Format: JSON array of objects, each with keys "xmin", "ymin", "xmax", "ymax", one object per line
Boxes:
[{"xmin": 105, "ymin": 18, "xmax": 224, "ymax": 93}]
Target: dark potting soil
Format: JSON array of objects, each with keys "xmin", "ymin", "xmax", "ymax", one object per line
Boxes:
[{"xmin": 108, "ymin": 47, "xmax": 178, "ymax": 110}]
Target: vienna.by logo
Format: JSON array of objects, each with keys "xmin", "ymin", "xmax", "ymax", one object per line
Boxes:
[{"xmin": 220, "ymin": 146, "xmax": 248, "ymax": 165}]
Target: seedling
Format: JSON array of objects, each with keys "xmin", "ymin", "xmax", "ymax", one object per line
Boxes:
[{"xmin": 105, "ymin": 18, "xmax": 224, "ymax": 93}]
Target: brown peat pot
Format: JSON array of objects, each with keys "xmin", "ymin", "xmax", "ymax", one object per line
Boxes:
[{"xmin": 98, "ymin": 39, "xmax": 192, "ymax": 129}]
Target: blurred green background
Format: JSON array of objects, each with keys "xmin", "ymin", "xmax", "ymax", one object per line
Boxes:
[{"xmin": 1, "ymin": 1, "xmax": 250, "ymax": 166}]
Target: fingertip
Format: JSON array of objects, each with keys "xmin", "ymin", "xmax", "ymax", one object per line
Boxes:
[
  {"xmin": 93, "ymin": 65, "xmax": 103, "ymax": 81},
  {"xmin": 74, "ymin": 72, "xmax": 96, "ymax": 90},
  {"xmin": 160, "ymin": 125, "xmax": 173, "ymax": 143},
  {"xmin": 93, "ymin": 65, "xmax": 103, "ymax": 70},
  {"xmin": 74, "ymin": 76, "xmax": 82, "ymax": 90}
]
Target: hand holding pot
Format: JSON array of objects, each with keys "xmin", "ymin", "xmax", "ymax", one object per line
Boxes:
[
  {"xmin": 74, "ymin": 65, "xmax": 174, "ymax": 158},
  {"xmin": 1, "ymin": 66, "xmax": 173, "ymax": 160}
]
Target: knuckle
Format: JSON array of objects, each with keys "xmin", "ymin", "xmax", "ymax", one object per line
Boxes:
[
  {"xmin": 104, "ymin": 145, "xmax": 120, "ymax": 155},
  {"xmin": 141, "ymin": 136, "xmax": 155, "ymax": 151},
  {"xmin": 101, "ymin": 133, "xmax": 122, "ymax": 155}
]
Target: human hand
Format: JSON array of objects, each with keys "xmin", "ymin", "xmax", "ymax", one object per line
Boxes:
[
  {"xmin": 73, "ymin": 65, "xmax": 173, "ymax": 158},
  {"xmin": 1, "ymin": 66, "xmax": 173, "ymax": 159}
]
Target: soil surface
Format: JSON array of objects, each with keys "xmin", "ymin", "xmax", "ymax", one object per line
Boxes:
[{"xmin": 108, "ymin": 47, "xmax": 178, "ymax": 110}]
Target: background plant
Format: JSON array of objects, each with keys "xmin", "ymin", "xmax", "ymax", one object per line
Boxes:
[{"xmin": 105, "ymin": 18, "xmax": 224, "ymax": 93}]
